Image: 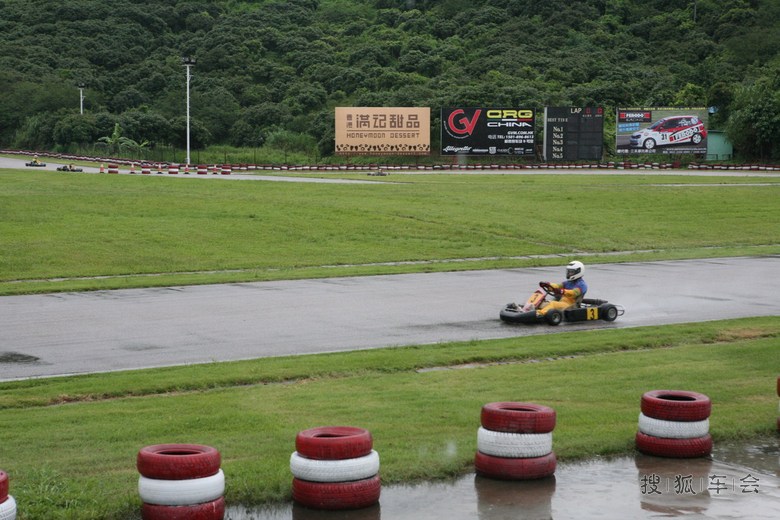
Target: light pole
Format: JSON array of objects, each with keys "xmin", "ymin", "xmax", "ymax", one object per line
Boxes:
[
  {"xmin": 182, "ymin": 57, "xmax": 196, "ymax": 166},
  {"xmin": 78, "ymin": 83, "xmax": 86, "ymax": 115}
]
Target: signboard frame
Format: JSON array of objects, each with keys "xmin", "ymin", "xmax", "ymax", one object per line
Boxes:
[
  {"xmin": 440, "ymin": 107, "xmax": 536, "ymax": 156},
  {"xmin": 335, "ymin": 107, "xmax": 430, "ymax": 156}
]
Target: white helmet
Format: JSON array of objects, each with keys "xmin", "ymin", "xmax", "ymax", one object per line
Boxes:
[{"xmin": 566, "ymin": 261, "xmax": 585, "ymax": 281}]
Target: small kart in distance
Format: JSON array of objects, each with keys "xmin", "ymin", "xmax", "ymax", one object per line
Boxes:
[
  {"xmin": 56, "ymin": 164, "xmax": 83, "ymax": 172},
  {"xmin": 500, "ymin": 282, "xmax": 624, "ymax": 326},
  {"xmin": 25, "ymin": 160, "xmax": 46, "ymax": 167}
]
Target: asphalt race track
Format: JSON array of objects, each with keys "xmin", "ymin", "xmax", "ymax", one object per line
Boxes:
[{"xmin": 0, "ymin": 256, "xmax": 778, "ymax": 381}]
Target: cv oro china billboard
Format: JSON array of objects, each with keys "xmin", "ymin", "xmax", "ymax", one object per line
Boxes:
[{"xmin": 441, "ymin": 108, "xmax": 535, "ymax": 156}]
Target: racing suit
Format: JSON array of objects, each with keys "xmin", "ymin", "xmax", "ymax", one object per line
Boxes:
[{"xmin": 537, "ymin": 278, "xmax": 588, "ymax": 315}]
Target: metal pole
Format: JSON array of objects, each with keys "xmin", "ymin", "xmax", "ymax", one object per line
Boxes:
[
  {"xmin": 182, "ymin": 57, "xmax": 196, "ymax": 167},
  {"xmin": 185, "ymin": 63, "xmax": 191, "ymax": 166},
  {"xmin": 78, "ymin": 83, "xmax": 85, "ymax": 115}
]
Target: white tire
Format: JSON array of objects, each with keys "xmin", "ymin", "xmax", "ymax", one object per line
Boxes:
[
  {"xmin": 290, "ymin": 450, "xmax": 380, "ymax": 483},
  {"xmin": 0, "ymin": 496, "xmax": 16, "ymax": 520},
  {"xmin": 138, "ymin": 469, "xmax": 225, "ymax": 506},
  {"xmin": 477, "ymin": 427, "xmax": 553, "ymax": 458},
  {"xmin": 638, "ymin": 413, "xmax": 709, "ymax": 439}
]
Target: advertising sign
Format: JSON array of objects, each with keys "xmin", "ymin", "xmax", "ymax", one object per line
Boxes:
[
  {"xmin": 335, "ymin": 107, "xmax": 430, "ymax": 155},
  {"xmin": 544, "ymin": 106, "xmax": 604, "ymax": 161},
  {"xmin": 616, "ymin": 107, "xmax": 708, "ymax": 155},
  {"xmin": 441, "ymin": 108, "xmax": 535, "ymax": 156}
]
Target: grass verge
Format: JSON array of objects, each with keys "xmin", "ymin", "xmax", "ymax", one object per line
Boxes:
[
  {"xmin": 0, "ymin": 317, "xmax": 778, "ymax": 519},
  {"xmin": 1, "ymin": 169, "xmax": 779, "ymax": 295}
]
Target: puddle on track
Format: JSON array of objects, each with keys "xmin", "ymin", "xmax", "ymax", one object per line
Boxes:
[{"xmin": 225, "ymin": 438, "xmax": 780, "ymax": 520}]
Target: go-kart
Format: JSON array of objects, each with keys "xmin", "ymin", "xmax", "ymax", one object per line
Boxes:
[
  {"xmin": 25, "ymin": 161, "xmax": 46, "ymax": 167},
  {"xmin": 56, "ymin": 165, "xmax": 83, "ymax": 172},
  {"xmin": 500, "ymin": 282, "xmax": 624, "ymax": 325}
]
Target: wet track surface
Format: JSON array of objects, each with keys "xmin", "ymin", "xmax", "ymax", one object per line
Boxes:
[{"xmin": 0, "ymin": 256, "xmax": 778, "ymax": 381}]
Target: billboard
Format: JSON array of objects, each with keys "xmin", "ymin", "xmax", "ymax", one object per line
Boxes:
[
  {"xmin": 544, "ymin": 106, "xmax": 604, "ymax": 161},
  {"xmin": 441, "ymin": 108, "xmax": 535, "ymax": 156},
  {"xmin": 616, "ymin": 107, "xmax": 708, "ymax": 155},
  {"xmin": 335, "ymin": 107, "xmax": 430, "ymax": 155}
]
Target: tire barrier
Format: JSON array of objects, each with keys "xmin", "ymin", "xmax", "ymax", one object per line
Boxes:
[
  {"xmin": 107, "ymin": 163, "xmax": 119, "ymax": 174},
  {"xmin": 475, "ymin": 402, "xmax": 557, "ymax": 480},
  {"xmin": 141, "ymin": 164, "xmax": 151, "ymax": 175},
  {"xmin": 168, "ymin": 164, "xmax": 179, "ymax": 175},
  {"xmin": 0, "ymin": 471, "xmax": 17, "ymax": 520},
  {"xmin": 137, "ymin": 444, "xmax": 225, "ymax": 520},
  {"xmin": 290, "ymin": 426, "xmax": 380, "ymax": 510},
  {"xmin": 197, "ymin": 165, "xmax": 208, "ymax": 175},
  {"xmin": 220, "ymin": 165, "xmax": 231, "ymax": 175},
  {"xmin": 636, "ymin": 390, "xmax": 712, "ymax": 458}
]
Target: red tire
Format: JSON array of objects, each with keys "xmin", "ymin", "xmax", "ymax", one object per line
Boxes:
[
  {"xmin": 635, "ymin": 432, "xmax": 712, "ymax": 458},
  {"xmin": 137, "ymin": 444, "xmax": 221, "ymax": 480},
  {"xmin": 295, "ymin": 426, "xmax": 373, "ymax": 461},
  {"xmin": 640, "ymin": 390, "xmax": 711, "ymax": 422},
  {"xmin": 480, "ymin": 402, "xmax": 556, "ymax": 434},
  {"xmin": 292, "ymin": 476, "xmax": 381, "ymax": 510},
  {"xmin": 142, "ymin": 496, "xmax": 225, "ymax": 520},
  {"xmin": 474, "ymin": 451, "xmax": 556, "ymax": 480},
  {"xmin": 0, "ymin": 471, "xmax": 7, "ymax": 503}
]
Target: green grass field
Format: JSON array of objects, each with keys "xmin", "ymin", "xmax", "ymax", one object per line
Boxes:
[
  {"xmin": 0, "ymin": 168, "xmax": 779, "ymax": 519},
  {"xmin": 1, "ymin": 169, "xmax": 779, "ymax": 294}
]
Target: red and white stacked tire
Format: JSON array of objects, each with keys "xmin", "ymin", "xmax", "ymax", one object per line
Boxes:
[
  {"xmin": 107, "ymin": 163, "xmax": 119, "ymax": 174},
  {"xmin": 636, "ymin": 390, "xmax": 712, "ymax": 458},
  {"xmin": 290, "ymin": 426, "xmax": 380, "ymax": 510},
  {"xmin": 0, "ymin": 471, "xmax": 17, "ymax": 520},
  {"xmin": 474, "ymin": 402, "xmax": 557, "ymax": 480},
  {"xmin": 137, "ymin": 444, "xmax": 225, "ymax": 520}
]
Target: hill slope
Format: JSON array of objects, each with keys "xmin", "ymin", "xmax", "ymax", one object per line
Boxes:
[{"xmin": 0, "ymin": 0, "xmax": 777, "ymax": 158}]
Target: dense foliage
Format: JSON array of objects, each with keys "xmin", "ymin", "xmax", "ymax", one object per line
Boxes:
[{"xmin": 1, "ymin": 0, "xmax": 778, "ymax": 159}]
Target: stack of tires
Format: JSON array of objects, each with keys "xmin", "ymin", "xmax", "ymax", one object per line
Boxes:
[
  {"xmin": 0, "ymin": 471, "xmax": 16, "ymax": 520},
  {"xmin": 474, "ymin": 402, "xmax": 557, "ymax": 480},
  {"xmin": 636, "ymin": 390, "xmax": 712, "ymax": 458},
  {"xmin": 290, "ymin": 426, "xmax": 380, "ymax": 510},
  {"xmin": 137, "ymin": 444, "xmax": 225, "ymax": 520}
]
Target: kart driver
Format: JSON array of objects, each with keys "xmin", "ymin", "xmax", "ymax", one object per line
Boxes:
[{"xmin": 535, "ymin": 260, "xmax": 588, "ymax": 316}]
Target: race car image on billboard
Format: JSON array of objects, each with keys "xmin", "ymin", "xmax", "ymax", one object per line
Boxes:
[
  {"xmin": 616, "ymin": 107, "xmax": 708, "ymax": 155},
  {"xmin": 629, "ymin": 115, "xmax": 707, "ymax": 150}
]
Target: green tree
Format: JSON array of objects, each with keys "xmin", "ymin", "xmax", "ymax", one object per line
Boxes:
[
  {"xmin": 97, "ymin": 123, "xmax": 149, "ymax": 154},
  {"xmin": 725, "ymin": 72, "xmax": 780, "ymax": 160}
]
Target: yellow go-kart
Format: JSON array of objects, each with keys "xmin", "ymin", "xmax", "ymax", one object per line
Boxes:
[{"xmin": 500, "ymin": 283, "xmax": 624, "ymax": 325}]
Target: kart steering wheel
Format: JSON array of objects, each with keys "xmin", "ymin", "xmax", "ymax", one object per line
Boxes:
[{"xmin": 539, "ymin": 282, "xmax": 561, "ymax": 296}]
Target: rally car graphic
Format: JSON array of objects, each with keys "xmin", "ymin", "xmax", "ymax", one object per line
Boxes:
[{"xmin": 629, "ymin": 115, "xmax": 707, "ymax": 150}]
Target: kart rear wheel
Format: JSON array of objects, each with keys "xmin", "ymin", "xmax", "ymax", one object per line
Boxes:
[
  {"xmin": 602, "ymin": 305, "xmax": 619, "ymax": 322},
  {"xmin": 545, "ymin": 310, "xmax": 563, "ymax": 326}
]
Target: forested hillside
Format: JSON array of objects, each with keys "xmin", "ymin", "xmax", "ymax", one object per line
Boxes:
[{"xmin": 1, "ymin": 0, "xmax": 778, "ymax": 159}]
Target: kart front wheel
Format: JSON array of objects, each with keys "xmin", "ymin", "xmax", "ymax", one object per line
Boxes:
[
  {"xmin": 602, "ymin": 305, "xmax": 619, "ymax": 322},
  {"xmin": 545, "ymin": 310, "xmax": 563, "ymax": 326}
]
